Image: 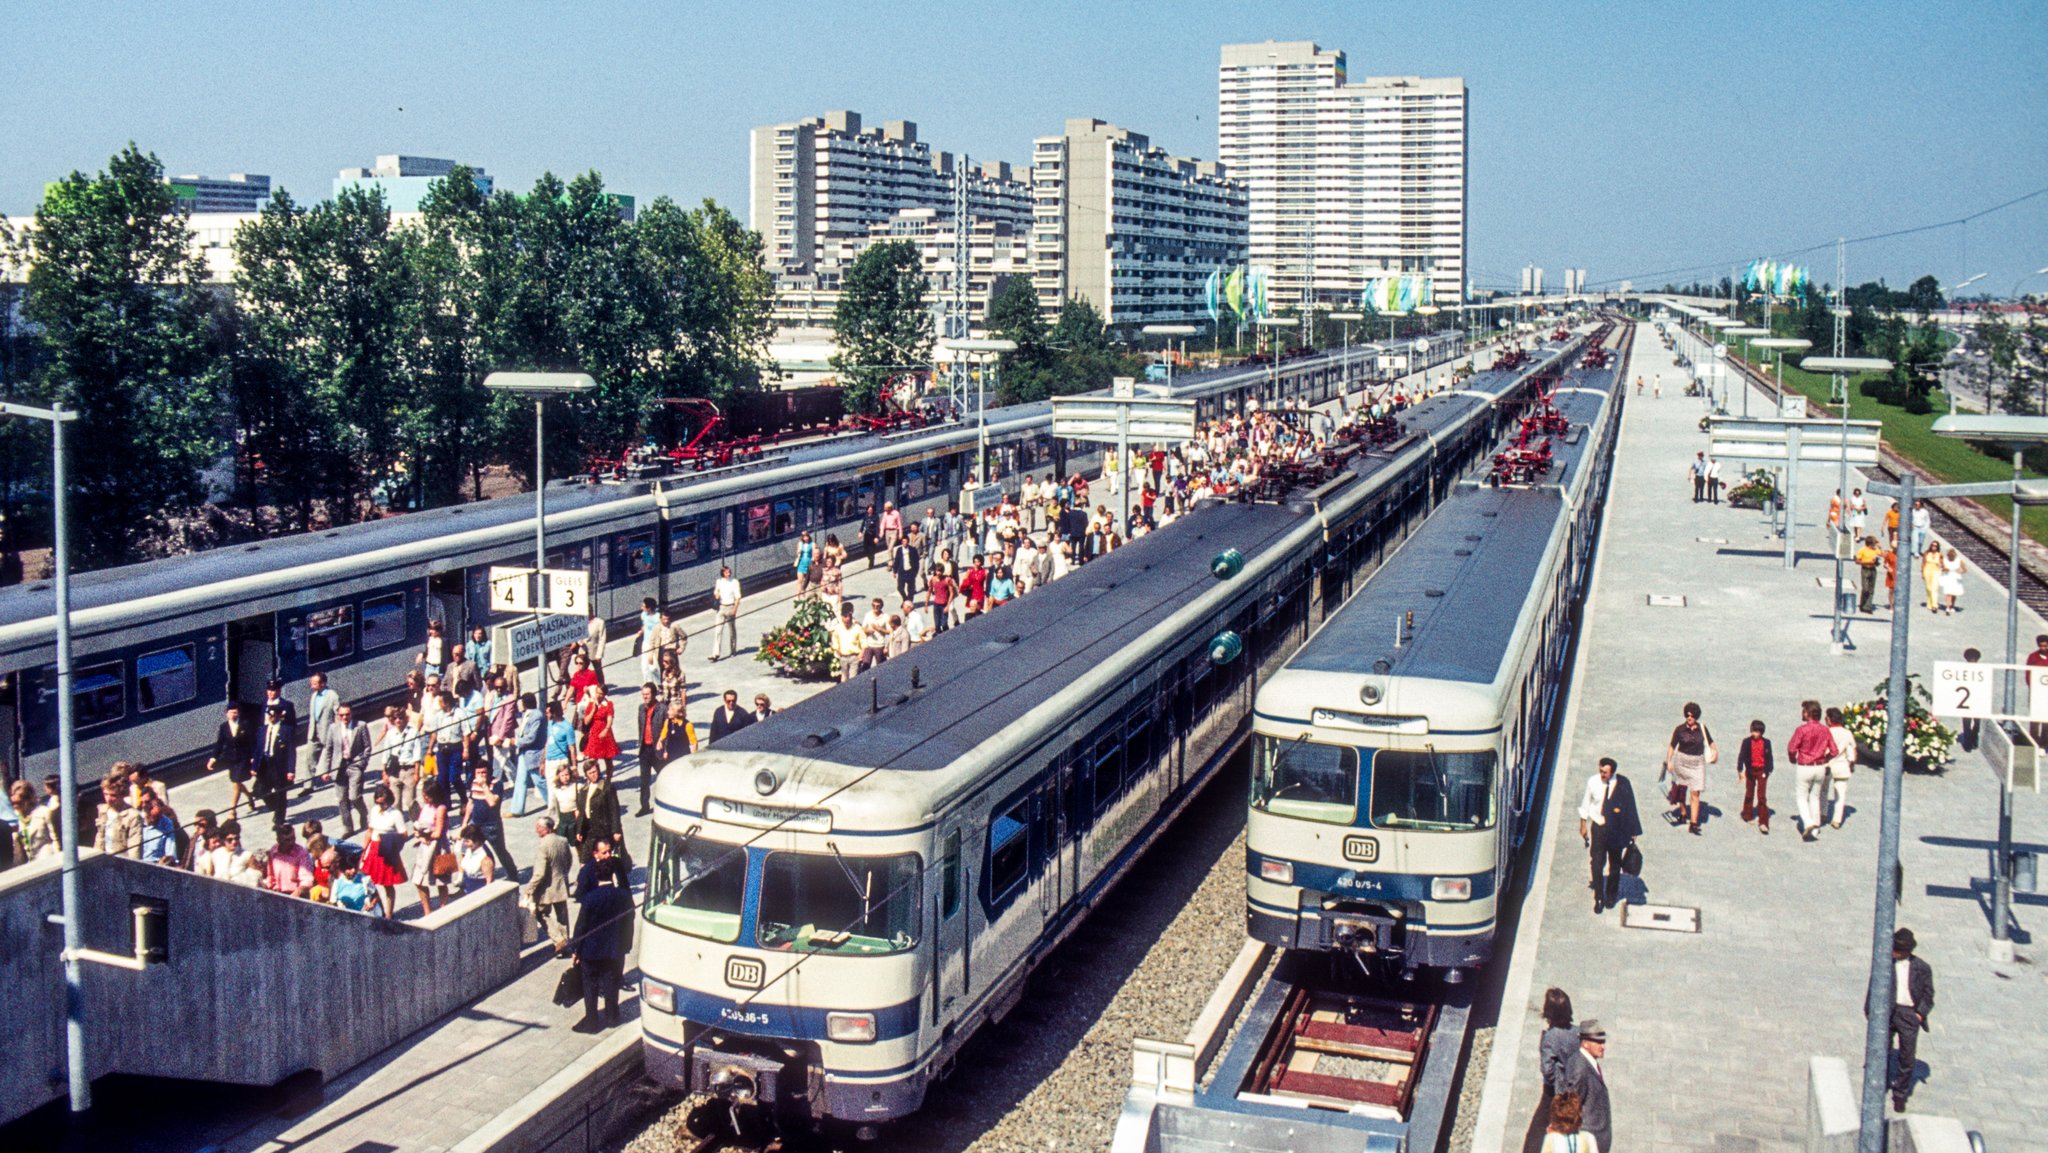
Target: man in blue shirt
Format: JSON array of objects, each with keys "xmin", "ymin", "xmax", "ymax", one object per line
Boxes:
[
  {"xmin": 468, "ymin": 625, "xmax": 493, "ymax": 673},
  {"xmin": 137, "ymin": 793, "xmax": 180, "ymax": 865},
  {"xmin": 544, "ymin": 700, "xmax": 576, "ymax": 780}
]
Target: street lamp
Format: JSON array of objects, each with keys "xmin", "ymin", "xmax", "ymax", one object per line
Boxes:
[
  {"xmin": 0, "ymin": 400, "xmax": 87, "ymax": 1112},
  {"xmin": 2012, "ymin": 265, "xmax": 2048, "ymax": 308},
  {"xmin": 1725, "ymin": 327, "xmax": 1770, "ymax": 418},
  {"xmin": 1140, "ymin": 324, "xmax": 1199, "ymax": 389},
  {"xmin": 1803, "ymin": 356, "xmax": 1893, "ymax": 650},
  {"xmin": 1330, "ymin": 312, "xmax": 1364, "ymax": 392},
  {"xmin": 483, "ymin": 372, "xmax": 596, "ymax": 706},
  {"xmin": 1252, "ymin": 317, "xmax": 1298, "ymax": 409},
  {"xmin": 940, "ymin": 338, "xmax": 1017, "ymax": 483}
]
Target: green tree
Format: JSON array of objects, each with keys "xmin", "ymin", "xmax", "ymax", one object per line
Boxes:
[
  {"xmin": 404, "ymin": 167, "xmax": 499, "ymax": 506},
  {"xmin": 232, "ymin": 186, "xmax": 415, "ymax": 529},
  {"xmin": 21, "ymin": 144, "xmax": 224, "ymax": 567},
  {"xmin": 985, "ymin": 275, "xmax": 1053, "ymax": 403},
  {"xmin": 635, "ymin": 197, "xmax": 777, "ymax": 405},
  {"xmin": 1905, "ymin": 274, "xmax": 1944, "ymax": 317},
  {"xmin": 831, "ymin": 240, "xmax": 929, "ymax": 414}
]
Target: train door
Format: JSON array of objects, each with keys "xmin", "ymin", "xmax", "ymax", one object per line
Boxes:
[
  {"xmin": 0, "ymin": 672, "xmax": 17, "ymax": 784},
  {"xmin": 428, "ymin": 569, "xmax": 466, "ymax": 642},
  {"xmin": 226, "ymin": 615, "xmax": 276, "ymax": 707},
  {"xmin": 933, "ymin": 823, "xmax": 968, "ymax": 1021},
  {"xmin": 1037, "ymin": 778, "xmax": 1062, "ymax": 924}
]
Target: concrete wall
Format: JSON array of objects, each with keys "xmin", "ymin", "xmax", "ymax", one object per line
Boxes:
[{"xmin": 1, "ymin": 851, "xmax": 524, "ymax": 1125}]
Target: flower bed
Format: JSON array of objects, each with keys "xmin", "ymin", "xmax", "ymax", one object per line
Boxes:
[
  {"xmin": 1839, "ymin": 674, "xmax": 1955, "ymax": 769},
  {"xmin": 755, "ymin": 595, "xmax": 837, "ymax": 680}
]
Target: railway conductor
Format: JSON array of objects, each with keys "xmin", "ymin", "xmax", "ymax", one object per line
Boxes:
[{"xmin": 1577, "ymin": 756, "xmax": 1641, "ymax": 915}]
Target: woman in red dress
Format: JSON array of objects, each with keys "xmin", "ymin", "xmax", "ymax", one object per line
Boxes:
[{"xmin": 581, "ymin": 683, "xmax": 620, "ymax": 779}]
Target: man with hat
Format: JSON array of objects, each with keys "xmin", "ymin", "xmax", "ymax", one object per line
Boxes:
[
  {"xmin": 1868, "ymin": 927, "xmax": 1935, "ymax": 1112},
  {"xmin": 1557, "ymin": 1019, "xmax": 1613, "ymax": 1153}
]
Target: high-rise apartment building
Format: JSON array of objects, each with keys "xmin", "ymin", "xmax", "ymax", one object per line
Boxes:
[
  {"xmin": 334, "ymin": 155, "xmax": 496, "ymax": 214},
  {"xmin": 750, "ymin": 111, "xmax": 1031, "ymax": 275},
  {"xmin": 166, "ymin": 173, "xmax": 271, "ymax": 214},
  {"xmin": 1218, "ymin": 41, "xmax": 1466, "ymax": 309},
  {"xmin": 1030, "ymin": 118, "xmax": 1248, "ymax": 326}
]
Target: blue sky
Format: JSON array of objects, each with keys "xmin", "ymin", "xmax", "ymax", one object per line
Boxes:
[{"xmin": 5, "ymin": 0, "xmax": 2044, "ymax": 294}]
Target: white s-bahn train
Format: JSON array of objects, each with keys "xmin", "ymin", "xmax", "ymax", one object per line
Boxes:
[
  {"xmin": 1245, "ymin": 322, "xmax": 1629, "ymax": 980},
  {"xmin": 635, "ymin": 334, "xmax": 1584, "ymax": 1139}
]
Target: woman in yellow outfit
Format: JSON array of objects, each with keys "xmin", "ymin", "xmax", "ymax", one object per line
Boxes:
[{"xmin": 1920, "ymin": 542, "xmax": 1943, "ymax": 612}]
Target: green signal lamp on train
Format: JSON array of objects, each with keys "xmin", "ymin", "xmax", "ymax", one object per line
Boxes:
[
  {"xmin": 1209, "ymin": 630, "xmax": 1245, "ymax": 665},
  {"xmin": 1211, "ymin": 549, "xmax": 1245, "ymax": 580}
]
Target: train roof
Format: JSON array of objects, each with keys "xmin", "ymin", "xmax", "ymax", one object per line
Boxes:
[{"xmin": 703, "ymin": 497, "xmax": 1310, "ymax": 777}]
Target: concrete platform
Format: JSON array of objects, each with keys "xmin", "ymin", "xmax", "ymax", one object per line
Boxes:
[{"xmin": 1471, "ymin": 329, "xmax": 2048, "ymax": 1151}]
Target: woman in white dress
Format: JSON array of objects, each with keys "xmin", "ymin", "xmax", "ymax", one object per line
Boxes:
[
  {"xmin": 1938, "ymin": 548, "xmax": 1966, "ymax": 614},
  {"xmin": 1825, "ymin": 706, "xmax": 1857, "ymax": 829}
]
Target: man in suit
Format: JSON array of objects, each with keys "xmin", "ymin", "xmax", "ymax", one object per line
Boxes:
[
  {"xmin": 891, "ymin": 527, "xmax": 923, "ymax": 605},
  {"xmin": 526, "ymin": 816, "xmax": 574, "ymax": 954},
  {"xmin": 316, "ymin": 703, "xmax": 374, "ymax": 837},
  {"xmin": 260, "ymin": 677, "xmax": 299, "ymax": 767},
  {"xmin": 255, "ymin": 702, "xmax": 295, "ymax": 825},
  {"xmin": 635, "ymin": 682, "xmax": 664, "ymax": 818},
  {"xmin": 575, "ymin": 760, "xmax": 622, "ymax": 865},
  {"xmin": 1558, "ymin": 1020, "xmax": 1613, "ymax": 1153},
  {"xmin": 1869, "ymin": 927, "xmax": 1936, "ymax": 1112},
  {"xmin": 301, "ymin": 672, "xmax": 338, "ymax": 797},
  {"xmin": 708, "ymin": 690, "xmax": 753, "ymax": 744},
  {"xmin": 1577, "ymin": 756, "xmax": 1641, "ymax": 914}
]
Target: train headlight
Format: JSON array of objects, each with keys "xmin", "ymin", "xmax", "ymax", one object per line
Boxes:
[
  {"xmin": 1259, "ymin": 859, "xmax": 1294, "ymax": 885},
  {"xmin": 641, "ymin": 977, "xmax": 675, "ymax": 1015},
  {"xmin": 826, "ymin": 1012, "xmax": 878, "ymax": 1043},
  {"xmin": 1359, "ymin": 679, "xmax": 1384, "ymax": 706},
  {"xmin": 1431, "ymin": 877, "xmax": 1472, "ymax": 902}
]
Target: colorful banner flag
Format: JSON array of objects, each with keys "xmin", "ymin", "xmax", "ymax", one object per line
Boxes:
[
  {"xmin": 1225, "ymin": 266, "xmax": 1246, "ymax": 321},
  {"xmin": 1360, "ymin": 275, "xmax": 1433, "ymax": 315},
  {"xmin": 1203, "ymin": 269, "xmax": 1222, "ymax": 323}
]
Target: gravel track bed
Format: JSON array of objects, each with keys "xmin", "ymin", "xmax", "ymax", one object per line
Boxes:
[{"xmin": 617, "ymin": 759, "xmax": 1253, "ymax": 1153}]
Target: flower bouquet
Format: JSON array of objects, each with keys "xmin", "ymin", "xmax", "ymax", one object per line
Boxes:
[
  {"xmin": 755, "ymin": 595, "xmax": 837, "ymax": 679},
  {"xmin": 1726, "ymin": 468, "xmax": 1778, "ymax": 511},
  {"xmin": 1840, "ymin": 674, "xmax": 1955, "ymax": 769}
]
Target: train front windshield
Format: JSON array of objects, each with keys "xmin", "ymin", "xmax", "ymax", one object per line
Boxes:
[
  {"xmin": 1252, "ymin": 737, "xmax": 1359, "ymax": 824},
  {"xmin": 1369, "ymin": 750, "xmax": 1497, "ymax": 830},
  {"xmin": 644, "ymin": 829, "xmax": 747, "ymax": 942},
  {"xmin": 757, "ymin": 851, "xmax": 921, "ymax": 955}
]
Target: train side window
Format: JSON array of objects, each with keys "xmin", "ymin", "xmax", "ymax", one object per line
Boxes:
[
  {"xmin": 772, "ymin": 499, "xmax": 797, "ymax": 537},
  {"xmin": 988, "ymin": 800, "xmax": 1031, "ymax": 898},
  {"xmin": 746, "ymin": 502, "xmax": 773, "ymax": 544},
  {"xmin": 1092, "ymin": 737, "xmax": 1122, "ymax": 811},
  {"xmin": 361, "ymin": 593, "xmax": 407, "ymax": 650},
  {"xmin": 1125, "ymin": 706, "xmax": 1155, "ymax": 778},
  {"xmin": 669, "ymin": 520, "xmax": 700, "ymax": 566},
  {"xmin": 306, "ymin": 606, "xmax": 356, "ymax": 666},
  {"xmin": 708, "ymin": 512, "xmax": 729, "ymax": 554},
  {"xmin": 831, "ymin": 485, "xmax": 856, "ymax": 520},
  {"xmin": 71, "ymin": 661, "xmax": 125, "ymax": 729},
  {"xmin": 622, "ymin": 532, "xmax": 658, "ymax": 580},
  {"xmin": 941, "ymin": 829, "xmax": 962, "ymax": 919},
  {"xmin": 136, "ymin": 646, "xmax": 198, "ymax": 712}
]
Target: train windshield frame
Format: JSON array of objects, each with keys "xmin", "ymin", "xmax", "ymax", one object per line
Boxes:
[
  {"xmin": 756, "ymin": 849, "xmax": 922, "ymax": 956},
  {"xmin": 643, "ymin": 828, "xmax": 747, "ymax": 942},
  {"xmin": 1252, "ymin": 735, "xmax": 1359, "ymax": 824},
  {"xmin": 1368, "ymin": 748, "xmax": 1498, "ymax": 831}
]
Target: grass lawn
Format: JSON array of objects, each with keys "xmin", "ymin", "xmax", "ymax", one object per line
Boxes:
[{"xmin": 1752, "ymin": 358, "xmax": 2048, "ymax": 546}]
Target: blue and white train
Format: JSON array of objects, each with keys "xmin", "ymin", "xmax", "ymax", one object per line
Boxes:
[
  {"xmin": 0, "ymin": 343, "xmax": 1449, "ymax": 785},
  {"xmin": 1245, "ymin": 322, "xmax": 1629, "ymax": 980},
  {"xmin": 635, "ymin": 333, "xmax": 1583, "ymax": 1139}
]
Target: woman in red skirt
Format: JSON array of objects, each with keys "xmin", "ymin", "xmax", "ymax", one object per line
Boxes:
[{"xmin": 581, "ymin": 683, "xmax": 620, "ymax": 779}]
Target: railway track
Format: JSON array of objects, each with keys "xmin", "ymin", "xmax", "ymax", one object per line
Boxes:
[{"xmin": 1719, "ymin": 352, "xmax": 2048, "ymax": 616}]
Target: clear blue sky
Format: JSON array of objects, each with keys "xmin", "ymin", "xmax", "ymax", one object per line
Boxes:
[{"xmin": 6, "ymin": 0, "xmax": 2044, "ymax": 295}]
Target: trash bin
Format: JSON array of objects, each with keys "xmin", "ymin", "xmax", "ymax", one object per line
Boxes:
[
  {"xmin": 1838, "ymin": 590, "xmax": 1859, "ymax": 617},
  {"xmin": 2016, "ymin": 849, "xmax": 2038, "ymax": 894}
]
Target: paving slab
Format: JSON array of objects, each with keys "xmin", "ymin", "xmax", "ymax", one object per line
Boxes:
[{"xmin": 1475, "ymin": 327, "xmax": 2048, "ymax": 1153}]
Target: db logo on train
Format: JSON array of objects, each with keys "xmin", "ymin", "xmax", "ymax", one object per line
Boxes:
[
  {"xmin": 725, "ymin": 956, "xmax": 767, "ymax": 989},
  {"xmin": 1342, "ymin": 835, "xmax": 1380, "ymax": 864}
]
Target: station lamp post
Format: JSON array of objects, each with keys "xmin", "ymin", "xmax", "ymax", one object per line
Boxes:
[
  {"xmin": 940, "ymin": 338, "xmax": 1017, "ymax": 483},
  {"xmin": 1330, "ymin": 312, "xmax": 1364, "ymax": 387},
  {"xmin": 1802, "ymin": 356, "xmax": 1892, "ymax": 649},
  {"xmin": 1252, "ymin": 317, "xmax": 1299, "ymax": 409},
  {"xmin": 1140, "ymin": 324, "xmax": 1199, "ymax": 388},
  {"xmin": 1703, "ymin": 316, "xmax": 1742, "ymax": 410},
  {"xmin": 1724, "ymin": 326, "xmax": 1769, "ymax": 417},
  {"xmin": 1931, "ymin": 414, "xmax": 2048, "ymax": 966},
  {"xmin": 0, "ymin": 401, "xmax": 88, "ymax": 1111},
  {"xmin": 1750, "ymin": 338, "xmax": 1812, "ymax": 411},
  {"xmin": 484, "ymin": 372, "xmax": 596, "ymax": 703}
]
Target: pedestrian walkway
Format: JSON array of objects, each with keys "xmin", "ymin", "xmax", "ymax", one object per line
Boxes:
[
  {"xmin": 1471, "ymin": 329, "xmax": 2048, "ymax": 1151},
  {"xmin": 173, "ymin": 351, "xmax": 1480, "ymax": 1153}
]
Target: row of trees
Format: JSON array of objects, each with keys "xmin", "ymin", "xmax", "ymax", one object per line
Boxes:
[{"xmin": 1, "ymin": 145, "xmax": 777, "ymax": 570}]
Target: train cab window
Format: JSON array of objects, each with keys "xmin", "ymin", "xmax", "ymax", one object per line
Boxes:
[
  {"xmin": 306, "ymin": 606, "xmax": 356, "ymax": 666},
  {"xmin": 1252, "ymin": 737, "xmax": 1358, "ymax": 824},
  {"xmin": 940, "ymin": 830, "xmax": 962, "ymax": 920},
  {"xmin": 669, "ymin": 520, "xmax": 701, "ymax": 566},
  {"xmin": 136, "ymin": 645, "xmax": 198, "ymax": 712},
  {"xmin": 70, "ymin": 661, "xmax": 125, "ymax": 729},
  {"xmin": 746, "ymin": 503, "xmax": 774, "ymax": 545},
  {"xmin": 772, "ymin": 499, "xmax": 797, "ymax": 537},
  {"xmin": 757, "ymin": 850, "xmax": 920, "ymax": 954},
  {"xmin": 987, "ymin": 800, "xmax": 1031, "ymax": 899},
  {"xmin": 361, "ymin": 593, "xmax": 408, "ymax": 650},
  {"xmin": 1368, "ymin": 749, "xmax": 1497, "ymax": 830},
  {"xmin": 643, "ymin": 829, "xmax": 746, "ymax": 942}
]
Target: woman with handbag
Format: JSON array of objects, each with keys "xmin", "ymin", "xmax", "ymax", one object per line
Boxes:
[
  {"xmin": 1663, "ymin": 702, "xmax": 1716, "ymax": 835},
  {"xmin": 1824, "ymin": 706, "xmax": 1857, "ymax": 829},
  {"xmin": 409, "ymin": 778, "xmax": 453, "ymax": 914}
]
